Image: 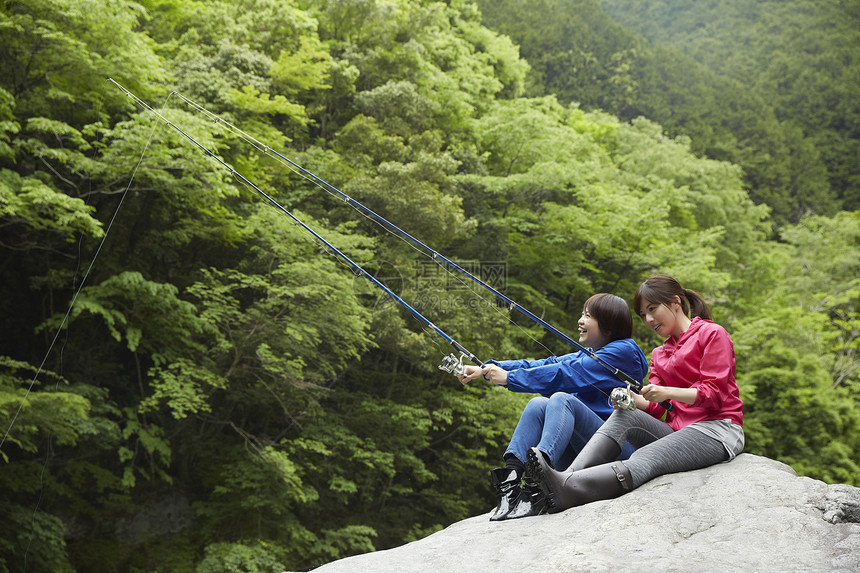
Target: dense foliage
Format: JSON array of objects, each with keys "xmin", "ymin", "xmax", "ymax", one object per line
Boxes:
[
  {"xmin": 477, "ymin": 0, "xmax": 856, "ymax": 224},
  {"xmin": 0, "ymin": 0, "xmax": 857, "ymax": 571},
  {"xmin": 598, "ymin": 0, "xmax": 860, "ymax": 215}
]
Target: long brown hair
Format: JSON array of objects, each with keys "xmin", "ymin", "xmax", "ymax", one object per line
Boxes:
[{"xmin": 633, "ymin": 275, "xmax": 712, "ymax": 321}]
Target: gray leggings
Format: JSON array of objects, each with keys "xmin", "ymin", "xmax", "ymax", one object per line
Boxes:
[{"xmin": 597, "ymin": 409, "xmax": 728, "ymax": 489}]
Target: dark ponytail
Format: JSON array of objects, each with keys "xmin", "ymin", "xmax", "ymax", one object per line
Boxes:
[
  {"xmin": 634, "ymin": 275, "xmax": 712, "ymax": 321},
  {"xmin": 681, "ymin": 287, "xmax": 711, "ymax": 320}
]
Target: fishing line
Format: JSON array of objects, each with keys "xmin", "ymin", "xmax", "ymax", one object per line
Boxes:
[
  {"xmin": 0, "ymin": 93, "xmax": 176, "ymax": 454},
  {"xmin": 171, "ymin": 91, "xmax": 563, "ymax": 360},
  {"xmin": 5, "ymin": 92, "xmax": 177, "ymax": 572},
  {"xmin": 24, "ymin": 121, "xmax": 93, "ymax": 572},
  {"xmin": 179, "ymin": 91, "xmax": 565, "ymax": 375},
  {"xmin": 224, "ymin": 169, "xmax": 387, "ymax": 290},
  {"xmin": 168, "ymin": 90, "xmax": 654, "ymax": 401},
  {"xmin": 110, "ymin": 82, "xmax": 667, "ymax": 409},
  {"xmin": 108, "ymin": 79, "xmax": 483, "ymax": 371}
]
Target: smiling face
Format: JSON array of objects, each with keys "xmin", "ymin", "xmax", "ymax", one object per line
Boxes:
[
  {"xmin": 578, "ymin": 308, "xmax": 610, "ymax": 350},
  {"xmin": 638, "ymin": 296, "xmax": 688, "ymax": 338}
]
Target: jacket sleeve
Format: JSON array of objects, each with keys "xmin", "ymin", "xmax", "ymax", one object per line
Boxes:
[
  {"xmin": 505, "ymin": 342, "xmax": 646, "ymax": 396},
  {"xmin": 644, "ymin": 355, "xmax": 670, "ymax": 420},
  {"xmin": 485, "ymin": 354, "xmax": 572, "ymax": 372},
  {"xmin": 691, "ymin": 326, "xmax": 735, "ymax": 410}
]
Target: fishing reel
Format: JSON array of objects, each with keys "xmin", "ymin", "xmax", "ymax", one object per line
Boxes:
[
  {"xmin": 438, "ymin": 353, "xmax": 468, "ymax": 378},
  {"xmin": 610, "ymin": 385, "xmax": 637, "ymax": 411}
]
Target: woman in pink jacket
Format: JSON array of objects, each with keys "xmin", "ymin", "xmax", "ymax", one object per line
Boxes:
[{"xmin": 527, "ymin": 275, "xmax": 744, "ymax": 512}]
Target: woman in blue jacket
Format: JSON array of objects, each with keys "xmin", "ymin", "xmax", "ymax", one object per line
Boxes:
[{"xmin": 459, "ymin": 293, "xmax": 648, "ymax": 520}]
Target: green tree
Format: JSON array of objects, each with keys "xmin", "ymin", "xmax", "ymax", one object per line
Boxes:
[
  {"xmin": 735, "ymin": 211, "xmax": 860, "ymax": 484},
  {"xmin": 1, "ymin": 1, "xmax": 857, "ymax": 571},
  {"xmin": 598, "ymin": 0, "xmax": 860, "ymax": 213},
  {"xmin": 476, "ymin": 0, "xmax": 841, "ymax": 224}
]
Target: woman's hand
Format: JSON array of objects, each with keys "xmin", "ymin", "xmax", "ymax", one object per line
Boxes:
[
  {"xmin": 632, "ymin": 392, "xmax": 650, "ymax": 410},
  {"xmin": 640, "ymin": 384, "xmax": 698, "ymax": 405},
  {"xmin": 481, "ymin": 364, "xmax": 509, "ymax": 386},
  {"xmin": 640, "ymin": 384, "xmax": 672, "ymax": 403},
  {"xmin": 457, "ymin": 364, "xmax": 485, "ymax": 385}
]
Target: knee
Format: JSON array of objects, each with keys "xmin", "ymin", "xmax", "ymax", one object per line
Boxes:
[
  {"xmin": 598, "ymin": 409, "xmax": 630, "ymax": 435},
  {"xmin": 548, "ymin": 392, "xmax": 570, "ymax": 403},
  {"xmin": 546, "ymin": 393, "xmax": 571, "ymax": 413},
  {"xmin": 608, "ymin": 408, "xmax": 635, "ymax": 422},
  {"xmin": 523, "ymin": 396, "xmax": 549, "ymax": 415},
  {"xmin": 548, "ymin": 392, "xmax": 586, "ymax": 414}
]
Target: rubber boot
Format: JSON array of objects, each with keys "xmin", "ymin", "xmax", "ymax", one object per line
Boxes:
[
  {"xmin": 566, "ymin": 432, "xmax": 622, "ymax": 472},
  {"xmin": 526, "ymin": 446, "xmax": 632, "ymax": 514},
  {"xmin": 503, "ymin": 472, "xmax": 547, "ymax": 520},
  {"xmin": 488, "ymin": 468, "xmax": 521, "ymax": 521}
]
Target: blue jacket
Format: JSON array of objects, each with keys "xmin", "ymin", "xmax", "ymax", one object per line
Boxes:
[{"xmin": 487, "ymin": 338, "xmax": 649, "ymax": 421}]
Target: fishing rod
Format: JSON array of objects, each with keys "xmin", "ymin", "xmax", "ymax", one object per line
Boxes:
[
  {"xmin": 111, "ymin": 81, "xmax": 670, "ymax": 409},
  {"xmin": 107, "ymin": 78, "xmax": 482, "ymax": 375},
  {"xmin": 169, "ymin": 90, "xmax": 671, "ymax": 408}
]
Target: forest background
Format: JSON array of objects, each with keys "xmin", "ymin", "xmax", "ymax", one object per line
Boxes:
[{"xmin": 0, "ymin": 0, "xmax": 857, "ymax": 571}]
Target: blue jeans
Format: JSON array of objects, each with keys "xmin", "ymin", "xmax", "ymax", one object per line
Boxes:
[{"xmin": 505, "ymin": 392, "xmax": 635, "ymax": 470}]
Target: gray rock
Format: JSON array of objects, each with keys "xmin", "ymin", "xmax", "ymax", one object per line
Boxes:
[{"xmin": 304, "ymin": 454, "xmax": 860, "ymax": 572}]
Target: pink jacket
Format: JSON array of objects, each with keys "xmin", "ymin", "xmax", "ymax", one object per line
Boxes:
[{"xmin": 644, "ymin": 317, "xmax": 743, "ymax": 430}]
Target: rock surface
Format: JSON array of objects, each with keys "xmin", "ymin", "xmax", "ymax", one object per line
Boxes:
[{"xmin": 303, "ymin": 454, "xmax": 860, "ymax": 572}]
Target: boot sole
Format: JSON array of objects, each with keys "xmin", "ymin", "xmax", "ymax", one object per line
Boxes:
[{"xmin": 526, "ymin": 448, "xmax": 559, "ymax": 513}]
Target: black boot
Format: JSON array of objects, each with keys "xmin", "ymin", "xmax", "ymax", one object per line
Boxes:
[
  {"xmin": 488, "ymin": 468, "xmax": 521, "ymax": 521},
  {"xmin": 567, "ymin": 432, "xmax": 622, "ymax": 472},
  {"xmin": 503, "ymin": 472, "xmax": 547, "ymax": 520},
  {"xmin": 526, "ymin": 446, "xmax": 631, "ymax": 514}
]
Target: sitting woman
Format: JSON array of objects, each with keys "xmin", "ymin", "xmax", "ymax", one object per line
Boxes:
[
  {"xmin": 459, "ymin": 293, "xmax": 648, "ymax": 521},
  {"xmin": 527, "ymin": 275, "xmax": 744, "ymax": 512}
]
